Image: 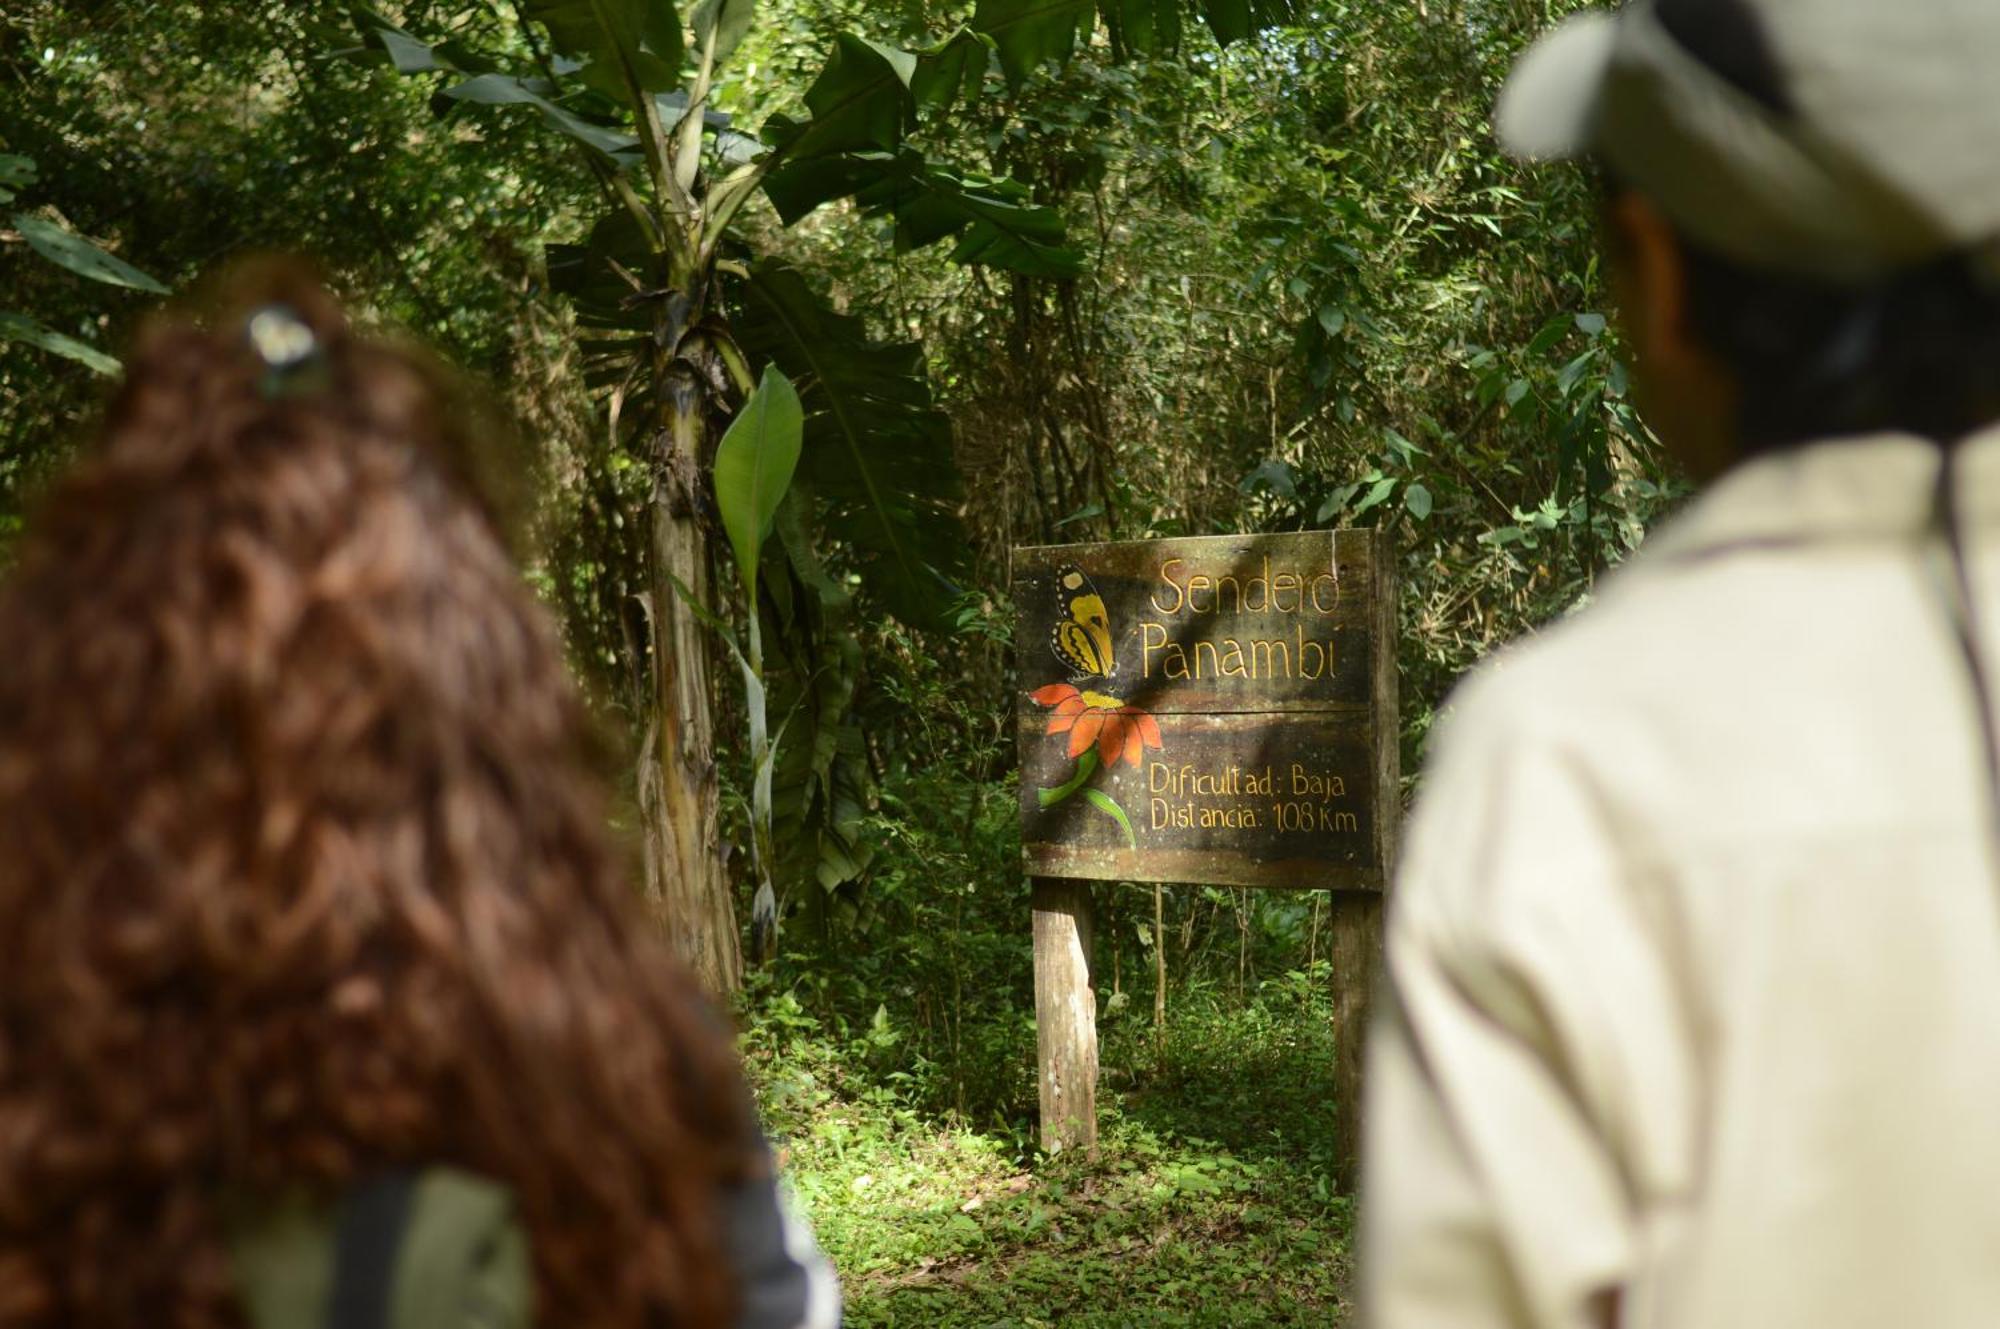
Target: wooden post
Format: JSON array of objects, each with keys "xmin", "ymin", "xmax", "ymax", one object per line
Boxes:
[
  {"xmin": 1032, "ymin": 876, "xmax": 1098, "ymax": 1156},
  {"xmin": 1331, "ymin": 527, "xmax": 1398, "ymax": 1194},
  {"xmin": 1329, "ymin": 891, "xmax": 1383, "ymax": 1194}
]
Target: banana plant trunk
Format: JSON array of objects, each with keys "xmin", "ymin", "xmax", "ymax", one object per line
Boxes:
[{"xmin": 641, "ymin": 367, "xmax": 742, "ymax": 994}]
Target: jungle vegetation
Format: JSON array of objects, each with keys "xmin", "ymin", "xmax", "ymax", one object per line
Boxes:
[{"xmin": 1, "ymin": 2, "xmax": 1672, "ymax": 1321}]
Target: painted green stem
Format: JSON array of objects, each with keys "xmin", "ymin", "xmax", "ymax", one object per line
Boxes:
[{"xmin": 1038, "ymin": 749, "xmax": 1101, "ymax": 807}]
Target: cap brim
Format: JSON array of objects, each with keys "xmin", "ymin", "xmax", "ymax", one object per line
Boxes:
[{"xmin": 1495, "ymin": 12, "xmax": 1618, "ymax": 162}]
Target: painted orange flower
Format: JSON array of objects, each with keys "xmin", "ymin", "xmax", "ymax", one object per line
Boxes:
[{"xmin": 1030, "ymin": 683, "xmax": 1164, "ymax": 769}]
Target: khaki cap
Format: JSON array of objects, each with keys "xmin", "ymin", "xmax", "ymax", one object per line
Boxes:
[{"xmin": 1496, "ymin": 0, "xmax": 2000, "ymax": 283}]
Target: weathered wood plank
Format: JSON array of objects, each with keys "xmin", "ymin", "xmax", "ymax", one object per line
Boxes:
[
  {"xmin": 1022, "ymin": 709, "xmax": 1385, "ymax": 888},
  {"xmin": 1014, "ymin": 530, "xmax": 1396, "ymax": 891},
  {"xmin": 1013, "ymin": 530, "xmax": 1378, "ymax": 715},
  {"xmin": 1031, "ymin": 877, "xmax": 1098, "ymax": 1156}
]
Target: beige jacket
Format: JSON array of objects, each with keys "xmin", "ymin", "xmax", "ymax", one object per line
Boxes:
[{"xmin": 1363, "ymin": 432, "xmax": 2000, "ymax": 1328}]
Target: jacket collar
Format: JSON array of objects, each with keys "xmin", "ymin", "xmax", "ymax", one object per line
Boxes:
[{"xmin": 1638, "ymin": 427, "xmax": 2000, "ymax": 567}]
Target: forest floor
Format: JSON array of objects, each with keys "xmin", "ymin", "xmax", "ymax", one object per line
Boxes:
[{"xmin": 744, "ymin": 970, "xmax": 1354, "ymax": 1327}]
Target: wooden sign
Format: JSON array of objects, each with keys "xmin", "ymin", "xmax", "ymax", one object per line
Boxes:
[{"xmin": 1013, "ymin": 530, "xmax": 1397, "ymax": 891}]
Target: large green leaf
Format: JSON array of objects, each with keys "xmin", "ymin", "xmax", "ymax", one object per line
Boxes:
[
  {"xmin": 761, "ymin": 34, "xmax": 916, "ymax": 164},
  {"xmin": 714, "ymin": 364, "xmax": 805, "ymax": 596},
  {"xmin": 1199, "ymin": 0, "xmax": 1254, "ymax": 43},
  {"xmin": 910, "ymin": 29, "xmax": 994, "ymax": 111},
  {"xmin": 522, "ymin": 0, "xmax": 684, "ymax": 93},
  {"xmin": 689, "ymin": 0, "xmax": 756, "ymax": 63},
  {"xmin": 440, "ymin": 73, "xmax": 637, "ymax": 160},
  {"xmin": 730, "ymin": 262, "xmax": 969, "ymax": 630},
  {"xmin": 0, "ymin": 313, "xmax": 120, "ymax": 375},
  {"xmin": 546, "ymin": 207, "xmax": 657, "ymax": 332},
  {"xmin": 373, "ymin": 22, "xmax": 448, "ymax": 71},
  {"xmin": 343, "ymin": 9, "xmax": 496, "ymax": 75},
  {"xmin": 763, "ymin": 149, "xmax": 1082, "ymax": 277},
  {"xmin": 1102, "ymin": 0, "xmax": 1182, "ymax": 55},
  {"xmin": 972, "ymin": 0, "xmax": 1092, "ymax": 85},
  {"xmin": 14, "ymin": 216, "xmax": 168, "ymax": 295},
  {"xmin": 767, "ymin": 490, "xmax": 872, "ymax": 900}
]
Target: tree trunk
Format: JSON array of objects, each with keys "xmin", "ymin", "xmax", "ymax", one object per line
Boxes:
[{"xmin": 639, "ymin": 373, "xmax": 741, "ymax": 995}]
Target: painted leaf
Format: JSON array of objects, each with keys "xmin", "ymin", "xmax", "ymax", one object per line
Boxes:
[
  {"xmin": 714, "ymin": 364, "xmax": 805, "ymax": 596},
  {"xmin": 1081, "ymin": 788, "xmax": 1138, "ymax": 849},
  {"xmin": 0, "ymin": 312, "xmax": 120, "ymax": 375},
  {"xmin": 15, "ymin": 216, "xmax": 168, "ymax": 295}
]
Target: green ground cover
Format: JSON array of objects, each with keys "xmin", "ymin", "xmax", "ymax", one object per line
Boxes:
[{"xmin": 744, "ymin": 966, "xmax": 1355, "ymax": 1327}]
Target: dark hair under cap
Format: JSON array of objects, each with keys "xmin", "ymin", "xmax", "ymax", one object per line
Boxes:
[
  {"xmin": 1613, "ymin": 0, "xmax": 2000, "ymax": 452},
  {"xmin": 1654, "ymin": 0, "xmax": 1792, "ymax": 115}
]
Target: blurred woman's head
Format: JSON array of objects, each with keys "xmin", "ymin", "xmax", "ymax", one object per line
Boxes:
[{"xmin": 0, "ymin": 259, "xmax": 752, "ymax": 1326}]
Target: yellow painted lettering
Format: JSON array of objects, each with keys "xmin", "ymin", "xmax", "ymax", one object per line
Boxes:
[
  {"xmin": 1141, "ymin": 621, "xmax": 1168, "ymax": 678},
  {"xmin": 1151, "ymin": 559, "xmax": 1186, "ymax": 614}
]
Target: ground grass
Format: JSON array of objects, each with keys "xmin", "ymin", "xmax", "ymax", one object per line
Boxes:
[{"xmin": 743, "ymin": 967, "xmax": 1355, "ymax": 1327}]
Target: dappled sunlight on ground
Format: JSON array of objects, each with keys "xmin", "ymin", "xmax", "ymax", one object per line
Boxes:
[{"xmin": 748, "ymin": 973, "xmax": 1354, "ymax": 1327}]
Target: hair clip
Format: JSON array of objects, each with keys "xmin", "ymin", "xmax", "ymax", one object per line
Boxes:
[{"xmin": 245, "ymin": 303, "xmax": 328, "ymax": 399}]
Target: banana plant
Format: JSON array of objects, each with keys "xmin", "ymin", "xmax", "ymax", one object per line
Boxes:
[
  {"xmin": 706, "ymin": 364, "xmax": 803, "ymax": 964},
  {"xmin": 339, "ymin": 0, "xmax": 1298, "ymax": 984}
]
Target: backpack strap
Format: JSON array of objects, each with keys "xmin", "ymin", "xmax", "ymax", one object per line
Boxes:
[
  {"xmin": 327, "ymin": 1175, "xmax": 418, "ymax": 1329},
  {"xmin": 228, "ymin": 1169, "xmax": 531, "ymax": 1329}
]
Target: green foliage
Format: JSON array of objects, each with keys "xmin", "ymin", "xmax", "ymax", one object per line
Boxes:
[
  {"xmin": 971, "ymin": 0, "xmax": 1297, "ymax": 83},
  {"xmin": 744, "ymin": 952, "xmax": 1353, "ymax": 1325},
  {"xmin": 0, "ymin": 311, "xmax": 118, "ymax": 375},
  {"xmin": 0, "ymin": 149, "xmax": 169, "ymax": 378},
  {"xmin": 2, "ymin": 3, "xmax": 1698, "ymax": 1310},
  {"xmin": 0, "ymin": 154, "xmax": 35, "ymax": 202},
  {"xmin": 438, "ymin": 72, "xmax": 640, "ymax": 159},
  {"xmin": 731, "ymin": 261, "xmax": 968, "ymax": 629},
  {"xmin": 523, "ymin": 0, "xmax": 685, "ymax": 95},
  {"xmin": 714, "ymin": 363, "xmax": 805, "ymax": 594},
  {"xmin": 14, "ymin": 214, "xmax": 168, "ymax": 295},
  {"xmin": 691, "ymin": 0, "xmax": 759, "ymax": 64},
  {"xmin": 763, "ymin": 33, "xmax": 917, "ymax": 159}
]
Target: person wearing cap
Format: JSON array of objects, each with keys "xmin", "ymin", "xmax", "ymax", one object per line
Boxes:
[{"xmin": 1363, "ymin": 1, "xmax": 2000, "ymax": 1326}]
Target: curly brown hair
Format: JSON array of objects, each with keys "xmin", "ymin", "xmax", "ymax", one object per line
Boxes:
[{"xmin": 0, "ymin": 261, "xmax": 755, "ymax": 1326}]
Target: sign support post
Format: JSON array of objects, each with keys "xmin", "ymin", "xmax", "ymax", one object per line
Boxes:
[
  {"xmin": 1331, "ymin": 533, "xmax": 1397, "ymax": 1192},
  {"xmin": 1013, "ymin": 529, "xmax": 1397, "ymax": 1183},
  {"xmin": 1031, "ymin": 876, "xmax": 1098, "ymax": 1156},
  {"xmin": 1329, "ymin": 891, "xmax": 1383, "ymax": 1193}
]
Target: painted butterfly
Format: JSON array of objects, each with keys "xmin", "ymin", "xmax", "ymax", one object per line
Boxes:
[{"xmin": 1050, "ymin": 564, "xmax": 1115, "ymax": 680}]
